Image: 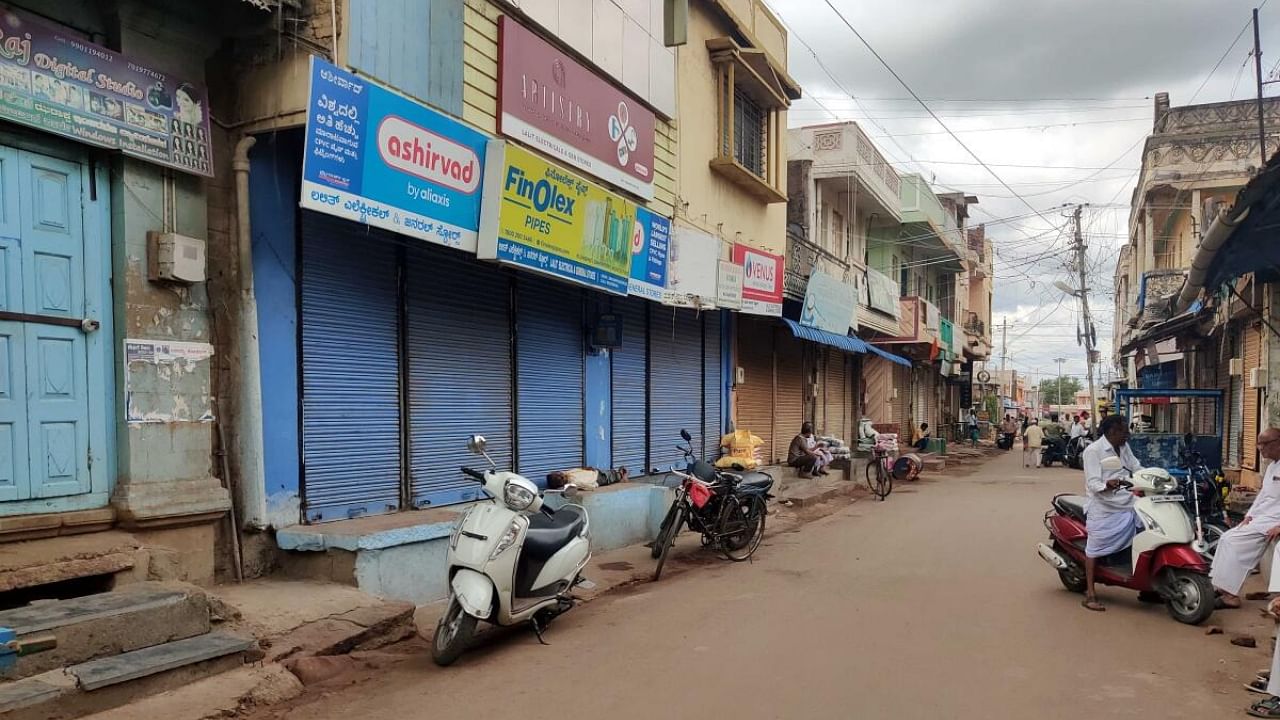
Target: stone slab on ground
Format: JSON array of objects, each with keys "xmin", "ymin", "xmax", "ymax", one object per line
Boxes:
[
  {"xmin": 778, "ymin": 477, "xmax": 859, "ymax": 507},
  {"xmin": 0, "ymin": 581, "xmax": 211, "ymax": 679},
  {"xmin": 79, "ymin": 665, "xmax": 304, "ymax": 720},
  {"xmin": 0, "ymin": 530, "xmax": 145, "ymax": 592},
  {"xmin": 70, "ymin": 632, "xmax": 253, "ymax": 691}
]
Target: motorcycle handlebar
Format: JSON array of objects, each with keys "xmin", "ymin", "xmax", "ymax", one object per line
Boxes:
[{"xmin": 460, "ymin": 466, "xmax": 486, "ymax": 482}]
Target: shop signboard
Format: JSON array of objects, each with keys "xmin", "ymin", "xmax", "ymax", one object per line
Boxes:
[
  {"xmin": 865, "ymin": 266, "xmax": 901, "ymax": 319},
  {"xmin": 498, "ymin": 16, "xmax": 655, "ymax": 200},
  {"xmin": 717, "ymin": 260, "xmax": 743, "ymax": 310},
  {"xmin": 628, "ymin": 207, "xmax": 670, "ymax": 301},
  {"xmin": 732, "ymin": 243, "xmax": 784, "ymax": 317},
  {"xmin": 800, "ymin": 269, "xmax": 857, "ymax": 334},
  {"xmin": 478, "ymin": 141, "xmax": 634, "ymax": 295},
  {"xmin": 663, "ymin": 224, "xmax": 720, "ymax": 307},
  {"xmin": 0, "ymin": 6, "xmax": 213, "ymax": 176},
  {"xmin": 301, "ymin": 57, "xmax": 489, "ymax": 251}
]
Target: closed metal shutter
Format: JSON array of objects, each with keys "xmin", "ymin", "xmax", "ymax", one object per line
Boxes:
[
  {"xmin": 516, "ymin": 277, "xmax": 583, "ymax": 485},
  {"xmin": 611, "ymin": 297, "xmax": 648, "ymax": 474},
  {"xmin": 1219, "ymin": 332, "xmax": 1235, "ymax": 465},
  {"xmin": 649, "ymin": 306, "xmax": 703, "ymax": 471},
  {"xmin": 894, "ymin": 362, "xmax": 912, "ymax": 439},
  {"xmin": 735, "ymin": 316, "xmax": 774, "ymax": 465},
  {"xmin": 824, "ymin": 347, "xmax": 849, "ymax": 441},
  {"xmin": 773, "ymin": 330, "xmax": 805, "ymax": 463},
  {"xmin": 405, "ymin": 248, "xmax": 512, "ymax": 508},
  {"xmin": 300, "ymin": 214, "xmax": 402, "ymax": 522},
  {"xmin": 1244, "ymin": 324, "xmax": 1262, "ymax": 470},
  {"xmin": 703, "ymin": 311, "xmax": 723, "ymax": 457}
]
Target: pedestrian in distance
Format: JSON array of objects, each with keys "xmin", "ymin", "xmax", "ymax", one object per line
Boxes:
[
  {"xmin": 967, "ymin": 408, "xmax": 979, "ymax": 447},
  {"xmin": 788, "ymin": 421, "xmax": 832, "ymax": 478},
  {"xmin": 912, "ymin": 422, "xmax": 932, "ymax": 452},
  {"xmin": 1210, "ymin": 427, "xmax": 1280, "ymax": 610},
  {"xmin": 1079, "ymin": 415, "xmax": 1142, "ymax": 612},
  {"xmin": 1022, "ymin": 418, "xmax": 1044, "ymax": 468}
]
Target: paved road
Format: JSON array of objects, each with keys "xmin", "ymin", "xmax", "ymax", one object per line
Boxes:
[{"xmin": 256, "ymin": 449, "xmax": 1261, "ymax": 719}]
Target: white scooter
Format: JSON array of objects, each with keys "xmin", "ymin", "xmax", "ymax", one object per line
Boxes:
[{"xmin": 432, "ymin": 435, "xmax": 592, "ymax": 666}]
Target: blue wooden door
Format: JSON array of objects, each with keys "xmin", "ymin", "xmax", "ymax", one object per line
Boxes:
[{"xmin": 0, "ymin": 149, "xmax": 92, "ymax": 502}]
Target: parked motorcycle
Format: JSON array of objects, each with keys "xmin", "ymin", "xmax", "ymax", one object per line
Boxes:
[
  {"xmin": 1040, "ymin": 436, "xmax": 1068, "ymax": 467},
  {"xmin": 432, "ymin": 435, "xmax": 592, "ymax": 666},
  {"xmin": 1064, "ymin": 435, "xmax": 1090, "ymax": 470},
  {"xmin": 1036, "ymin": 456, "xmax": 1215, "ymax": 625},
  {"xmin": 996, "ymin": 431, "xmax": 1016, "ymax": 451},
  {"xmin": 1176, "ymin": 436, "xmax": 1233, "ymax": 562}
]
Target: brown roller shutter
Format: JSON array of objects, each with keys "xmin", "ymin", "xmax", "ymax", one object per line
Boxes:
[
  {"xmin": 1217, "ymin": 331, "xmax": 1233, "ymax": 464},
  {"xmin": 773, "ymin": 331, "xmax": 806, "ymax": 463},
  {"xmin": 894, "ymin": 362, "xmax": 912, "ymax": 438},
  {"xmin": 823, "ymin": 347, "xmax": 850, "ymax": 441},
  {"xmin": 1243, "ymin": 323, "xmax": 1263, "ymax": 470},
  {"xmin": 735, "ymin": 317, "xmax": 775, "ymax": 465},
  {"xmin": 865, "ymin": 355, "xmax": 893, "ymax": 428}
]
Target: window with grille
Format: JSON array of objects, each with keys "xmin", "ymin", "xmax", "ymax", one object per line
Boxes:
[{"xmin": 733, "ymin": 87, "xmax": 766, "ymax": 177}]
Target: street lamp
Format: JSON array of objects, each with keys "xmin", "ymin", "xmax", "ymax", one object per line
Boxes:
[{"xmin": 1053, "ymin": 280, "xmax": 1079, "ymax": 296}]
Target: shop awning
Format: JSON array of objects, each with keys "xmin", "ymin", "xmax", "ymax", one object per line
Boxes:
[
  {"xmin": 867, "ymin": 343, "xmax": 913, "ymax": 367},
  {"xmin": 781, "ymin": 319, "xmax": 913, "ymax": 366}
]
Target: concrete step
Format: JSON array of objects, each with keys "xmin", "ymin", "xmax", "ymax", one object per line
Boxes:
[
  {"xmin": 0, "ymin": 582, "xmax": 210, "ymax": 679},
  {"xmin": 0, "ymin": 631, "xmax": 252, "ymax": 720}
]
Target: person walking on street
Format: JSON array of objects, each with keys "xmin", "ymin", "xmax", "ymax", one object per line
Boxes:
[
  {"xmin": 1022, "ymin": 419, "xmax": 1044, "ymax": 468},
  {"xmin": 1210, "ymin": 428, "xmax": 1280, "ymax": 610},
  {"xmin": 967, "ymin": 409, "xmax": 979, "ymax": 447}
]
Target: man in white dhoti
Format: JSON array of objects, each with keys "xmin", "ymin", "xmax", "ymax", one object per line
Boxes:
[
  {"xmin": 1244, "ymin": 536, "xmax": 1280, "ymax": 717},
  {"xmin": 1210, "ymin": 427, "xmax": 1280, "ymax": 610},
  {"xmin": 1080, "ymin": 415, "xmax": 1142, "ymax": 612}
]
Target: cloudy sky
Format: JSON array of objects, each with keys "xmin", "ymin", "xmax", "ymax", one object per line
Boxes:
[{"xmin": 766, "ymin": 0, "xmax": 1277, "ymax": 389}]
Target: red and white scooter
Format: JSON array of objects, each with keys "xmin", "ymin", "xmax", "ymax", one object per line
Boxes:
[{"xmin": 1036, "ymin": 456, "xmax": 1216, "ymax": 625}]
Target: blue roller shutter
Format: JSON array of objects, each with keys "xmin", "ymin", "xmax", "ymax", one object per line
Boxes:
[
  {"xmin": 300, "ymin": 213, "xmax": 402, "ymax": 522},
  {"xmin": 516, "ymin": 277, "xmax": 583, "ymax": 485},
  {"xmin": 648, "ymin": 306, "xmax": 703, "ymax": 471},
  {"xmin": 405, "ymin": 247, "xmax": 512, "ymax": 508},
  {"xmin": 611, "ymin": 297, "xmax": 647, "ymax": 475},
  {"xmin": 703, "ymin": 311, "xmax": 723, "ymax": 458}
]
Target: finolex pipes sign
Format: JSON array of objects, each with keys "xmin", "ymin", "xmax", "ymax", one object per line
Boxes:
[
  {"xmin": 478, "ymin": 141, "xmax": 635, "ymax": 295},
  {"xmin": 301, "ymin": 57, "xmax": 489, "ymax": 251}
]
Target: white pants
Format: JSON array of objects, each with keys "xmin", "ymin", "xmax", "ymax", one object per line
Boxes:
[
  {"xmin": 1210, "ymin": 523, "xmax": 1274, "ymax": 596},
  {"xmin": 1023, "ymin": 447, "xmax": 1041, "ymax": 467}
]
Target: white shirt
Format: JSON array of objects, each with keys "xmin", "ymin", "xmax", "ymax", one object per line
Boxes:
[
  {"xmin": 1081, "ymin": 436, "xmax": 1140, "ymax": 517},
  {"xmin": 1069, "ymin": 423, "xmax": 1085, "ymax": 439},
  {"xmin": 1247, "ymin": 459, "xmax": 1280, "ymax": 526}
]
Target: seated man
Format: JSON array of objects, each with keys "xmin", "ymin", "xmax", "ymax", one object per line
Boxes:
[
  {"xmin": 788, "ymin": 422, "xmax": 831, "ymax": 478},
  {"xmin": 1210, "ymin": 427, "xmax": 1280, "ymax": 609},
  {"xmin": 912, "ymin": 422, "xmax": 932, "ymax": 451},
  {"xmin": 1080, "ymin": 414, "xmax": 1142, "ymax": 612}
]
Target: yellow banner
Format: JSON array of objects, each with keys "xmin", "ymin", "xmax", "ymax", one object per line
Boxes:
[{"xmin": 484, "ymin": 144, "xmax": 635, "ymax": 293}]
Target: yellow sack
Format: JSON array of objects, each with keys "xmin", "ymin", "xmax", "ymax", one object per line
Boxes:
[{"xmin": 715, "ymin": 429, "xmax": 764, "ymax": 469}]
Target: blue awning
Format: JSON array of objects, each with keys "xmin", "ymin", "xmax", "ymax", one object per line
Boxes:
[{"xmin": 780, "ymin": 319, "xmax": 912, "ymax": 366}]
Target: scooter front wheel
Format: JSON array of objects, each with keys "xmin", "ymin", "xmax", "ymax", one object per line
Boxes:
[
  {"xmin": 432, "ymin": 596, "xmax": 478, "ymax": 666},
  {"xmin": 1164, "ymin": 570, "xmax": 1215, "ymax": 625}
]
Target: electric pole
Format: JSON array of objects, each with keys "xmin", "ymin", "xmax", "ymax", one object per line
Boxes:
[
  {"xmin": 1053, "ymin": 358, "xmax": 1067, "ymax": 407},
  {"xmin": 1072, "ymin": 205, "xmax": 1099, "ymax": 435},
  {"xmin": 999, "ymin": 317, "xmax": 1008, "ymax": 372},
  {"xmin": 1256, "ymin": 7, "xmax": 1268, "ymax": 167}
]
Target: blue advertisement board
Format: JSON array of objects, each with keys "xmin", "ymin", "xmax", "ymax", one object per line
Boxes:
[
  {"xmin": 301, "ymin": 57, "xmax": 489, "ymax": 251},
  {"xmin": 628, "ymin": 208, "xmax": 670, "ymax": 301}
]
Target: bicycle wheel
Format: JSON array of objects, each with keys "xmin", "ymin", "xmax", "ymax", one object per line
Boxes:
[
  {"xmin": 864, "ymin": 458, "xmax": 880, "ymax": 495},
  {"xmin": 653, "ymin": 502, "xmax": 686, "ymax": 581},
  {"xmin": 718, "ymin": 494, "xmax": 765, "ymax": 561},
  {"xmin": 870, "ymin": 460, "xmax": 892, "ymax": 501},
  {"xmin": 651, "ymin": 498, "xmax": 681, "ymax": 559}
]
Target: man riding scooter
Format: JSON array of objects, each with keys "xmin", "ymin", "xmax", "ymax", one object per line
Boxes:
[{"xmin": 1080, "ymin": 414, "xmax": 1142, "ymax": 612}]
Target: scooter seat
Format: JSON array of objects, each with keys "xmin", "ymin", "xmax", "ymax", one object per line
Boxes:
[
  {"xmin": 1052, "ymin": 494, "xmax": 1088, "ymax": 523},
  {"xmin": 516, "ymin": 505, "xmax": 587, "ymax": 598}
]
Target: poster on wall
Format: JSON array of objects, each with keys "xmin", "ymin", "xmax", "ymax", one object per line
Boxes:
[
  {"xmin": 301, "ymin": 57, "xmax": 489, "ymax": 251},
  {"xmin": 732, "ymin": 243, "xmax": 784, "ymax": 316},
  {"xmin": 478, "ymin": 141, "xmax": 634, "ymax": 295},
  {"xmin": 800, "ymin": 269, "xmax": 857, "ymax": 334},
  {"xmin": 0, "ymin": 6, "xmax": 213, "ymax": 176},
  {"xmin": 716, "ymin": 260, "xmax": 743, "ymax": 310},
  {"xmin": 498, "ymin": 16, "xmax": 656, "ymax": 200},
  {"xmin": 663, "ymin": 224, "xmax": 720, "ymax": 307},
  {"xmin": 628, "ymin": 207, "xmax": 670, "ymax": 301}
]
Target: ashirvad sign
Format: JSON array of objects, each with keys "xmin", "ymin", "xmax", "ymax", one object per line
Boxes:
[
  {"xmin": 498, "ymin": 16, "xmax": 656, "ymax": 200},
  {"xmin": 0, "ymin": 6, "xmax": 213, "ymax": 176}
]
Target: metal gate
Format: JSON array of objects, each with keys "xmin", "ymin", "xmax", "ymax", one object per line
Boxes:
[
  {"xmin": 516, "ymin": 277, "xmax": 583, "ymax": 485},
  {"xmin": 735, "ymin": 316, "xmax": 775, "ymax": 464},
  {"xmin": 648, "ymin": 306, "xmax": 703, "ymax": 471},
  {"xmin": 1243, "ymin": 323, "xmax": 1262, "ymax": 470},
  {"xmin": 703, "ymin": 311, "xmax": 723, "ymax": 458},
  {"xmin": 611, "ymin": 297, "xmax": 648, "ymax": 474},
  {"xmin": 300, "ymin": 214, "xmax": 402, "ymax": 522},
  {"xmin": 773, "ymin": 331, "xmax": 805, "ymax": 463},
  {"xmin": 405, "ymin": 248, "xmax": 512, "ymax": 508},
  {"xmin": 824, "ymin": 347, "xmax": 850, "ymax": 441}
]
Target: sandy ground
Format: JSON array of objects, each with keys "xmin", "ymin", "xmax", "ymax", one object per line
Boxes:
[{"xmin": 247, "ymin": 449, "xmax": 1267, "ymax": 720}]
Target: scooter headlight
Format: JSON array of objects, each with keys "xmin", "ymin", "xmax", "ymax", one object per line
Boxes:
[
  {"xmin": 490, "ymin": 517, "xmax": 525, "ymax": 560},
  {"xmin": 503, "ymin": 480, "xmax": 537, "ymax": 511}
]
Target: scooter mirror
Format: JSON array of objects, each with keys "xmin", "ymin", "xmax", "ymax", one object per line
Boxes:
[
  {"xmin": 562, "ymin": 483, "xmax": 581, "ymax": 500},
  {"xmin": 680, "ymin": 429, "xmax": 692, "ymax": 442},
  {"xmin": 466, "ymin": 435, "xmax": 488, "ymax": 454}
]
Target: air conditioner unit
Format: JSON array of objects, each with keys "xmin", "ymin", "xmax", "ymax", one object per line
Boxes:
[
  {"xmin": 1249, "ymin": 367, "xmax": 1268, "ymax": 389},
  {"xmin": 1229, "ymin": 358, "xmax": 1244, "ymax": 376}
]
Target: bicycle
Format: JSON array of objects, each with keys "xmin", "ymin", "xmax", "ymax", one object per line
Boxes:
[
  {"xmin": 651, "ymin": 431, "xmax": 769, "ymax": 581},
  {"xmin": 864, "ymin": 434, "xmax": 896, "ymax": 501}
]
